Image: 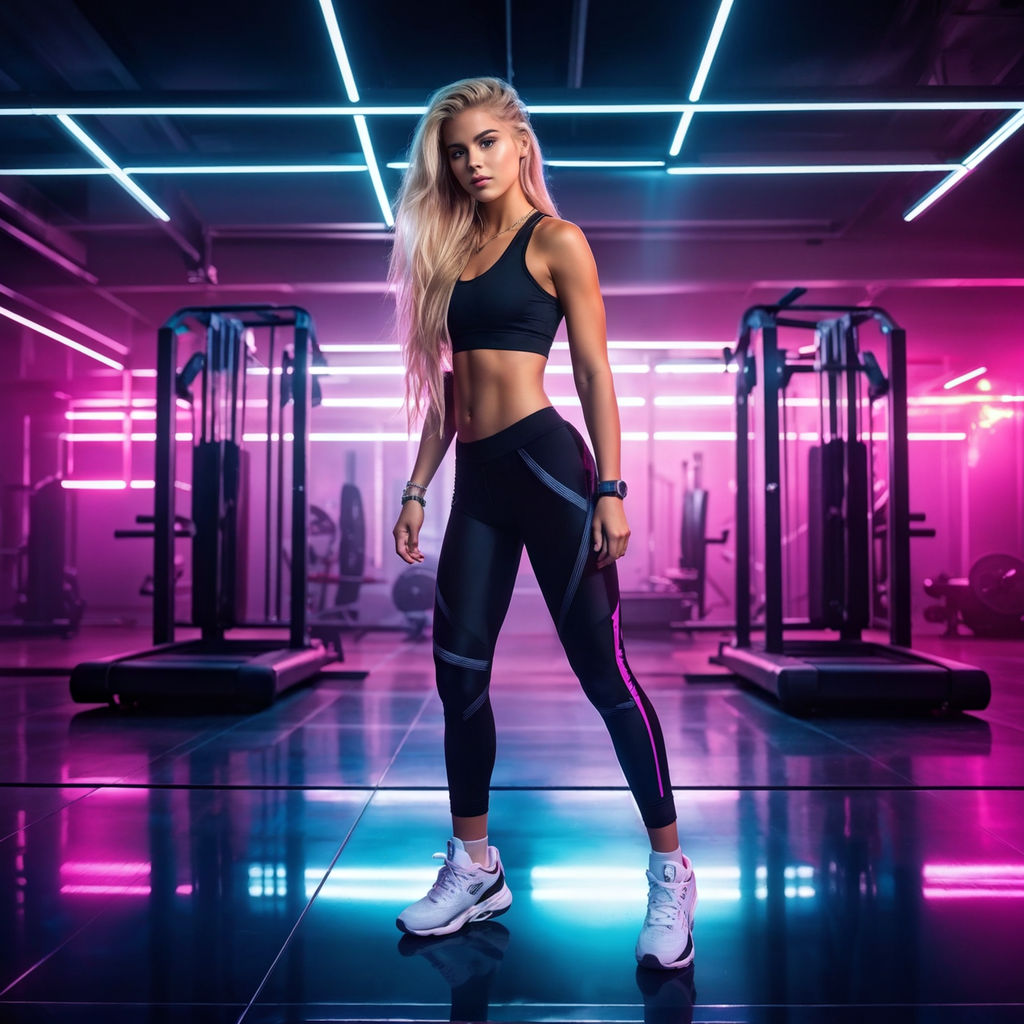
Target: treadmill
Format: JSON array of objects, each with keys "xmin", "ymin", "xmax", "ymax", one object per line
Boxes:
[
  {"xmin": 71, "ymin": 305, "xmax": 332, "ymax": 708},
  {"xmin": 713, "ymin": 295, "xmax": 990, "ymax": 714}
]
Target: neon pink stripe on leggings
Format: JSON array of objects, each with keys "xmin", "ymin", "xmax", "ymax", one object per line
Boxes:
[{"xmin": 610, "ymin": 601, "xmax": 665, "ymax": 799}]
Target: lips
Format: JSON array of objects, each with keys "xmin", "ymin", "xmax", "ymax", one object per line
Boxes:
[{"xmin": 471, "ymin": 177, "xmax": 491, "ymax": 187}]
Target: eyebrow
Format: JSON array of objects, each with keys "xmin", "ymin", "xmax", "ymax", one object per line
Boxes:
[{"xmin": 445, "ymin": 129, "xmax": 498, "ymax": 151}]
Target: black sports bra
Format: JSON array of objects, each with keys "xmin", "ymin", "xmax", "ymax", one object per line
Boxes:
[{"xmin": 446, "ymin": 211, "xmax": 563, "ymax": 358}]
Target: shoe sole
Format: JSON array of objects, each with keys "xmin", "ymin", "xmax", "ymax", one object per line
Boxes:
[
  {"xmin": 396, "ymin": 885, "xmax": 512, "ymax": 937},
  {"xmin": 635, "ymin": 889, "xmax": 697, "ymax": 970}
]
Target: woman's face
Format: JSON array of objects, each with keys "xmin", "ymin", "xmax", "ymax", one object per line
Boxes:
[{"xmin": 442, "ymin": 106, "xmax": 527, "ymax": 204}]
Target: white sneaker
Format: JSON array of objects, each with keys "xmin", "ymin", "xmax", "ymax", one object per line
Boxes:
[
  {"xmin": 396, "ymin": 838, "xmax": 512, "ymax": 937},
  {"xmin": 635, "ymin": 855, "xmax": 697, "ymax": 970}
]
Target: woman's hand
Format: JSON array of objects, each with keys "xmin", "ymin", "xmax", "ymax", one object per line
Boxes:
[
  {"xmin": 393, "ymin": 502, "xmax": 426, "ymax": 563},
  {"xmin": 592, "ymin": 496, "xmax": 630, "ymax": 570}
]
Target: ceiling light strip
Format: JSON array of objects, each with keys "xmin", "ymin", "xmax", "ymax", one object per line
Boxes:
[
  {"xmin": 5, "ymin": 101, "xmax": 1023, "ymax": 118},
  {"xmin": 55, "ymin": 115, "xmax": 170, "ymax": 222},
  {"xmin": 316, "ymin": 0, "xmax": 360, "ymax": 102},
  {"xmin": 124, "ymin": 164, "xmax": 367, "ymax": 175},
  {"xmin": 670, "ymin": 0, "xmax": 736, "ymax": 157},
  {"xmin": 904, "ymin": 110, "xmax": 1024, "ymax": 221},
  {"xmin": 943, "ymin": 366, "xmax": 988, "ymax": 390},
  {"xmin": 668, "ymin": 163, "xmax": 960, "ymax": 175},
  {"xmin": 0, "ymin": 304, "xmax": 124, "ymax": 370},
  {"xmin": 353, "ymin": 114, "xmax": 394, "ymax": 227}
]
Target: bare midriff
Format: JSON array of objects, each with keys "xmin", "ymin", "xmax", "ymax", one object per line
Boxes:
[{"xmin": 452, "ymin": 348, "xmax": 552, "ymax": 442}]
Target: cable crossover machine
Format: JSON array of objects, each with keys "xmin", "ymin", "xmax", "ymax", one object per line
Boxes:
[
  {"xmin": 70, "ymin": 305, "xmax": 333, "ymax": 708},
  {"xmin": 713, "ymin": 292, "xmax": 991, "ymax": 713}
]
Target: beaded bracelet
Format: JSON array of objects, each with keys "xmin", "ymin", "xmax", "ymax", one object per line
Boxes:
[
  {"xmin": 401, "ymin": 493, "xmax": 426, "ymax": 508},
  {"xmin": 404, "ymin": 480, "xmax": 427, "ymax": 492}
]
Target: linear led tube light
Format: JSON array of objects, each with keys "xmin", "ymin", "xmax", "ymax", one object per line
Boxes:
[
  {"xmin": 317, "ymin": 0, "xmax": 359, "ymax": 102},
  {"xmin": 56, "ymin": 115, "xmax": 170, "ymax": 221},
  {"xmin": 353, "ymin": 114, "xmax": 394, "ymax": 228},
  {"xmin": 905, "ymin": 110, "xmax": 1024, "ymax": 221},
  {"xmin": 386, "ymin": 159, "xmax": 667, "ymax": 171},
  {"xmin": 0, "ymin": 304, "xmax": 124, "ymax": 370},
  {"xmin": 7, "ymin": 101, "xmax": 1024, "ymax": 118},
  {"xmin": 943, "ymin": 365, "xmax": 988, "ymax": 390},
  {"xmin": 122, "ymin": 164, "xmax": 367, "ymax": 175},
  {"xmin": 670, "ymin": 0, "xmax": 736, "ymax": 156},
  {"xmin": 690, "ymin": 0, "xmax": 736, "ymax": 101},
  {"xmin": 668, "ymin": 163, "xmax": 960, "ymax": 175}
]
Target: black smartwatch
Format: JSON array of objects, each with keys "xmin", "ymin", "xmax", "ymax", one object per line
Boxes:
[{"xmin": 596, "ymin": 479, "xmax": 628, "ymax": 499}]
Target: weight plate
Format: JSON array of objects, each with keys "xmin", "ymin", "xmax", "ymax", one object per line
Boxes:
[{"xmin": 969, "ymin": 553, "xmax": 1024, "ymax": 616}]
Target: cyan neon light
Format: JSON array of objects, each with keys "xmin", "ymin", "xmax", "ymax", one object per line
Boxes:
[
  {"xmin": 387, "ymin": 159, "xmax": 666, "ymax": 170},
  {"xmin": 905, "ymin": 110, "xmax": 1024, "ymax": 221},
  {"xmin": 122, "ymin": 164, "xmax": 367, "ymax": 175},
  {"xmin": 668, "ymin": 162, "xmax": 960, "ymax": 175},
  {"xmin": 353, "ymin": 114, "xmax": 394, "ymax": 227},
  {"xmin": 55, "ymin": 115, "xmax": 170, "ymax": 221},
  {"xmin": 689, "ymin": 0, "xmax": 735, "ymax": 102},
  {"xmin": 669, "ymin": 0, "xmax": 736, "ymax": 156},
  {"xmin": 0, "ymin": 304, "xmax": 123, "ymax": 370},
  {"xmin": 5, "ymin": 101, "xmax": 1022, "ymax": 118},
  {"xmin": 316, "ymin": 0, "xmax": 360, "ymax": 102},
  {"xmin": 963, "ymin": 109, "xmax": 1024, "ymax": 168}
]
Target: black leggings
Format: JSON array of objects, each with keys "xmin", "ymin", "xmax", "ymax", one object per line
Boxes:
[{"xmin": 432, "ymin": 406, "xmax": 676, "ymax": 830}]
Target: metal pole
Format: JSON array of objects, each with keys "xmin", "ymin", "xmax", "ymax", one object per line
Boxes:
[
  {"xmin": 153, "ymin": 325, "xmax": 176, "ymax": 645},
  {"xmin": 735, "ymin": 337, "xmax": 751, "ymax": 648},
  {"xmin": 887, "ymin": 326, "xmax": 912, "ymax": 647},
  {"xmin": 290, "ymin": 315, "xmax": 311, "ymax": 648},
  {"xmin": 762, "ymin": 323, "xmax": 784, "ymax": 653}
]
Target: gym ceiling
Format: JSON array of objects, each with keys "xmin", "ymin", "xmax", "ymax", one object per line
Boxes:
[{"xmin": 1, "ymin": 0, "xmax": 1023, "ymax": 367}]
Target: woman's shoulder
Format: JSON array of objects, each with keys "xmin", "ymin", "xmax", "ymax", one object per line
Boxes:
[{"xmin": 533, "ymin": 215, "xmax": 593, "ymax": 263}]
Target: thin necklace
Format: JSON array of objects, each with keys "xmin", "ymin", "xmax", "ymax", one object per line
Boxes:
[{"xmin": 473, "ymin": 208, "xmax": 535, "ymax": 254}]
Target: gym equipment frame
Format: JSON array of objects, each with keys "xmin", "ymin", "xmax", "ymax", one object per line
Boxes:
[
  {"xmin": 70, "ymin": 305, "xmax": 332, "ymax": 707},
  {"xmin": 714, "ymin": 298, "xmax": 990, "ymax": 713}
]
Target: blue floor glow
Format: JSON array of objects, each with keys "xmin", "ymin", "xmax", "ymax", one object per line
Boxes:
[{"xmin": 0, "ymin": 626, "xmax": 1022, "ymax": 1022}]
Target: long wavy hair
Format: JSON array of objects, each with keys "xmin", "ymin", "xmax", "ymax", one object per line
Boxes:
[{"xmin": 388, "ymin": 77, "xmax": 559, "ymax": 430}]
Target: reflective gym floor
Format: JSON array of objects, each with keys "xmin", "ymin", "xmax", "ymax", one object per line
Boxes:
[{"xmin": 1, "ymin": 618, "xmax": 1023, "ymax": 1023}]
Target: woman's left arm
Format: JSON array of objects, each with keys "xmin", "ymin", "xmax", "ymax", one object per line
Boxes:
[{"xmin": 545, "ymin": 220, "xmax": 630, "ymax": 570}]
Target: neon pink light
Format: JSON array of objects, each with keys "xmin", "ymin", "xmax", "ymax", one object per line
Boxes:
[
  {"xmin": 924, "ymin": 864, "xmax": 1024, "ymax": 879},
  {"xmin": 0, "ymin": 303, "xmax": 124, "ymax": 370},
  {"xmin": 62, "ymin": 861, "xmax": 150, "ymax": 875},
  {"xmin": 61, "ymin": 884, "xmax": 193, "ymax": 896},
  {"xmin": 943, "ymin": 366, "xmax": 987, "ymax": 390},
  {"xmin": 909, "ymin": 394, "xmax": 1024, "ymax": 406},
  {"xmin": 923, "ymin": 888, "xmax": 1024, "ymax": 900},
  {"xmin": 611, "ymin": 602, "xmax": 664, "ymax": 798},
  {"xmin": 130, "ymin": 480, "xmax": 155, "ymax": 489},
  {"xmin": 65, "ymin": 411, "xmax": 125, "ymax": 421},
  {"xmin": 60, "ymin": 480, "xmax": 127, "ymax": 490}
]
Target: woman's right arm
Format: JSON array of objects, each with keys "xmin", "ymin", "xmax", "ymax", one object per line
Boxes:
[{"xmin": 393, "ymin": 375, "xmax": 456, "ymax": 563}]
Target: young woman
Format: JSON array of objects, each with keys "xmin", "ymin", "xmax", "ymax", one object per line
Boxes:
[{"xmin": 388, "ymin": 77, "xmax": 696, "ymax": 970}]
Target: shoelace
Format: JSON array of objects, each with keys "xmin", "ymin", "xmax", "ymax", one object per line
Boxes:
[
  {"xmin": 645, "ymin": 876, "xmax": 686, "ymax": 926},
  {"xmin": 427, "ymin": 852, "xmax": 475, "ymax": 903}
]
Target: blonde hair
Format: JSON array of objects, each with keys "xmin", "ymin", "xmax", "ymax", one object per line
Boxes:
[{"xmin": 388, "ymin": 77, "xmax": 559, "ymax": 429}]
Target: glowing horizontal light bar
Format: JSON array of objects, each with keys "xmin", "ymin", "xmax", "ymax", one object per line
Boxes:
[
  {"xmin": 690, "ymin": 0, "xmax": 735, "ymax": 100},
  {"xmin": 548, "ymin": 364, "xmax": 651, "ymax": 375},
  {"xmin": 668, "ymin": 163, "xmax": 960, "ymax": 175},
  {"xmin": 0, "ymin": 166, "xmax": 110, "ymax": 175},
  {"xmin": 654, "ymin": 396, "xmax": 734, "ymax": 407},
  {"xmin": 60, "ymin": 480, "xmax": 127, "ymax": 490},
  {"xmin": 319, "ymin": 343, "xmax": 401, "ymax": 353},
  {"xmin": 655, "ymin": 430, "xmax": 737, "ymax": 441},
  {"xmin": 56, "ymin": 114, "xmax": 171, "ymax": 222},
  {"xmin": 547, "ymin": 159, "xmax": 666, "ymax": 168},
  {"xmin": 654, "ymin": 363, "xmax": 737, "ymax": 374},
  {"xmin": 553, "ymin": 395, "xmax": 645, "ymax": 407},
  {"xmin": 319, "ymin": 397, "xmax": 403, "ymax": 408},
  {"xmin": 924, "ymin": 888, "xmax": 1024, "ymax": 899},
  {"xmin": 124, "ymin": 163, "xmax": 366, "ymax": 175},
  {"xmin": 943, "ymin": 365, "xmax": 988, "ymax": 390},
  {"xmin": 903, "ymin": 167, "xmax": 970, "ymax": 222},
  {"xmin": 925, "ymin": 864, "xmax": 1024, "ymax": 879},
  {"xmin": 61, "ymin": 884, "xmax": 192, "ymax": 896},
  {"xmin": 909, "ymin": 394, "xmax": 1024, "ymax": 406},
  {"xmin": 130, "ymin": 480, "xmax": 155, "ymax": 489},
  {"xmin": 65, "ymin": 411, "xmax": 124, "ymax": 421},
  {"xmin": 248, "ymin": 365, "xmax": 404, "ymax": 376},
  {"xmin": 8, "ymin": 101, "xmax": 1024, "ymax": 118},
  {"xmin": 0, "ymin": 304, "xmax": 123, "ymax": 370}
]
